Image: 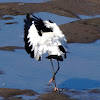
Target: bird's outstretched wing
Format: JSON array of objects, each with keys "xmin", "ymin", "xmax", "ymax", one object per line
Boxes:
[
  {"xmin": 24, "ymin": 13, "xmax": 42, "ymax": 60},
  {"xmin": 24, "ymin": 13, "xmax": 35, "ymax": 58}
]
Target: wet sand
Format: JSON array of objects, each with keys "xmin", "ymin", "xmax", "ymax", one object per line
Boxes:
[
  {"xmin": 0, "ymin": 46, "xmax": 24, "ymax": 51},
  {"xmin": 0, "ymin": 0, "xmax": 100, "ymax": 100},
  {"xmin": 60, "ymin": 18, "xmax": 100, "ymax": 43},
  {"xmin": 38, "ymin": 91, "xmax": 76, "ymax": 100},
  {"xmin": 0, "ymin": 88, "xmax": 75, "ymax": 100},
  {"xmin": 0, "ymin": 88, "xmax": 100, "ymax": 100},
  {"xmin": 0, "ymin": 0, "xmax": 100, "ymax": 17},
  {"xmin": 0, "ymin": 88, "xmax": 38, "ymax": 100}
]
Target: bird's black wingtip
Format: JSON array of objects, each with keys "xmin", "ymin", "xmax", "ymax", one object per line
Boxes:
[
  {"xmin": 30, "ymin": 13, "xmax": 41, "ymax": 21},
  {"xmin": 26, "ymin": 13, "xmax": 33, "ymax": 19},
  {"xmin": 26, "ymin": 13, "xmax": 30, "ymax": 18},
  {"xmin": 24, "ymin": 13, "xmax": 34, "ymax": 23},
  {"xmin": 48, "ymin": 20, "xmax": 53, "ymax": 23}
]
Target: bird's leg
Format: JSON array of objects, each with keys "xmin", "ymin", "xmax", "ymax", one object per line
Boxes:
[
  {"xmin": 49, "ymin": 59, "xmax": 58, "ymax": 91},
  {"xmin": 49, "ymin": 60, "xmax": 60, "ymax": 83},
  {"xmin": 49, "ymin": 60, "xmax": 60, "ymax": 91},
  {"xmin": 54, "ymin": 60, "xmax": 60, "ymax": 91},
  {"xmin": 53, "ymin": 60, "xmax": 60, "ymax": 91},
  {"xmin": 55, "ymin": 60, "xmax": 60, "ymax": 75},
  {"xmin": 49, "ymin": 59, "xmax": 55, "ymax": 83}
]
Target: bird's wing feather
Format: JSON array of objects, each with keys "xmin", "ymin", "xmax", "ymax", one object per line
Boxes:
[
  {"xmin": 24, "ymin": 13, "xmax": 42, "ymax": 60},
  {"xmin": 43, "ymin": 20, "xmax": 67, "ymax": 52},
  {"xmin": 31, "ymin": 14, "xmax": 53, "ymax": 36},
  {"xmin": 24, "ymin": 14, "xmax": 54, "ymax": 61},
  {"xmin": 48, "ymin": 22, "xmax": 68, "ymax": 57},
  {"xmin": 24, "ymin": 13, "xmax": 35, "ymax": 58}
]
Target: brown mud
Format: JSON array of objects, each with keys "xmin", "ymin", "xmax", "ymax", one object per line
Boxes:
[
  {"xmin": 38, "ymin": 91, "xmax": 76, "ymax": 100},
  {"xmin": 60, "ymin": 18, "xmax": 100, "ymax": 43},
  {"xmin": 0, "ymin": 0, "xmax": 100, "ymax": 18},
  {"xmin": 0, "ymin": 46, "xmax": 24, "ymax": 51},
  {"xmin": 0, "ymin": 88, "xmax": 38, "ymax": 100}
]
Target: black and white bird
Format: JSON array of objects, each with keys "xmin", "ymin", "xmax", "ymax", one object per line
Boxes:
[{"xmin": 24, "ymin": 13, "xmax": 67, "ymax": 91}]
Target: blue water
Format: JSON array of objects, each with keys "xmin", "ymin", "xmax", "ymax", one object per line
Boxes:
[
  {"xmin": 0, "ymin": 39, "xmax": 100, "ymax": 92},
  {"xmin": 34, "ymin": 12, "xmax": 78, "ymax": 25},
  {"xmin": 0, "ymin": 15, "xmax": 25, "ymax": 47},
  {"xmin": 79, "ymin": 15, "xmax": 100, "ymax": 19},
  {"xmin": 59, "ymin": 78, "xmax": 100, "ymax": 90}
]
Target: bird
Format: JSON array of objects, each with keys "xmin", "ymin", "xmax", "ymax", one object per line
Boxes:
[{"xmin": 24, "ymin": 13, "xmax": 67, "ymax": 91}]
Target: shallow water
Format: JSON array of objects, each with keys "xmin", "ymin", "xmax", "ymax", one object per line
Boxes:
[
  {"xmin": 0, "ymin": 40, "xmax": 100, "ymax": 99},
  {"xmin": 34, "ymin": 12, "xmax": 78, "ymax": 25},
  {"xmin": 59, "ymin": 40, "xmax": 100, "ymax": 89},
  {"xmin": 0, "ymin": 12, "xmax": 100, "ymax": 99},
  {"xmin": 0, "ymin": 0, "xmax": 50, "ymax": 3},
  {"xmin": 79, "ymin": 15, "xmax": 100, "ymax": 19}
]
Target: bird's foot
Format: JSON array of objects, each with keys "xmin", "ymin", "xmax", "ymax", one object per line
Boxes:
[
  {"xmin": 49, "ymin": 77, "xmax": 55, "ymax": 83},
  {"xmin": 49, "ymin": 78, "xmax": 53, "ymax": 83},
  {"xmin": 54, "ymin": 87, "xmax": 58, "ymax": 92}
]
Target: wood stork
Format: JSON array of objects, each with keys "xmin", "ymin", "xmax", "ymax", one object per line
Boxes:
[{"xmin": 24, "ymin": 13, "xmax": 67, "ymax": 91}]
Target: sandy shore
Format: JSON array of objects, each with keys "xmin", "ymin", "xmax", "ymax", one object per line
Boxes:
[{"xmin": 0, "ymin": 0, "xmax": 100, "ymax": 17}]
